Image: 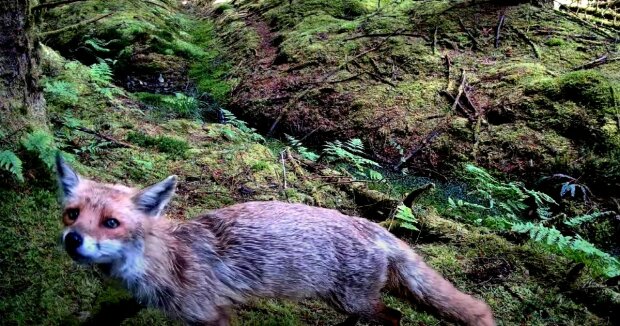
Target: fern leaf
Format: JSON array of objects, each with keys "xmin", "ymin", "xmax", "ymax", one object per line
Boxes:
[
  {"xmin": 0, "ymin": 150, "xmax": 24, "ymax": 182},
  {"xmin": 22, "ymin": 130, "xmax": 56, "ymax": 169},
  {"xmin": 394, "ymin": 205, "xmax": 418, "ymax": 230},
  {"xmin": 89, "ymin": 62, "xmax": 113, "ymax": 85}
]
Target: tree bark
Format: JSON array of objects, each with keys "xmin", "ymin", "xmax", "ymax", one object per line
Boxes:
[{"xmin": 0, "ymin": 0, "xmax": 46, "ymax": 142}]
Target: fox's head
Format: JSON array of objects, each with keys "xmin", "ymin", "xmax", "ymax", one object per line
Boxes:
[{"xmin": 55, "ymin": 154, "xmax": 177, "ymax": 266}]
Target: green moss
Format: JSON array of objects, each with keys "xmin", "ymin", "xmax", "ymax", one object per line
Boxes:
[
  {"xmin": 126, "ymin": 131, "xmax": 190, "ymax": 158},
  {"xmin": 545, "ymin": 37, "xmax": 565, "ymax": 47},
  {"xmin": 0, "ymin": 189, "xmax": 102, "ymax": 325},
  {"xmin": 558, "ymin": 71, "xmax": 614, "ymax": 111}
]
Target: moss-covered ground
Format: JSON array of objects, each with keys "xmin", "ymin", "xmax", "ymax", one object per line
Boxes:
[{"xmin": 1, "ymin": 0, "xmax": 620, "ymax": 325}]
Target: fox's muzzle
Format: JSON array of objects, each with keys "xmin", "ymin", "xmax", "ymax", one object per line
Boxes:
[{"xmin": 64, "ymin": 231, "xmax": 85, "ymax": 260}]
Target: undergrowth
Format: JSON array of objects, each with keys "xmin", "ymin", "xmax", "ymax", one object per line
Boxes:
[
  {"xmin": 126, "ymin": 131, "xmax": 190, "ymax": 159},
  {"xmin": 448, "ymin": 164, "xmax": 620, "ymax": 278}
]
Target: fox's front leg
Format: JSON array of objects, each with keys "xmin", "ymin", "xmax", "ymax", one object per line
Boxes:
[
  {"xmin": 336, "ymin": 315, "xmax": 360, "ymax": 325},
  {"xmin": 186, "ymin": 309, "xmax": 230, "ymax": 326},
  {"xmin": 187, "ymin": 316, "xmax": 229, "ymax": 326}
]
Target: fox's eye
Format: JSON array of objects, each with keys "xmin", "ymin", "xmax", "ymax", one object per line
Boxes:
[
  {"xmin": 103, "ymin": 218, "xmax": 120, "ymax": 229},
  {"xmin": 66, "ymin": 208, "xmax": 79, "ymax": 221}
]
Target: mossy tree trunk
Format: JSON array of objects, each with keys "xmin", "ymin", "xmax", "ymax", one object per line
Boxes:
[{"xmin": 0, "ymin": 0, "xmax": 46, "ymax": 144}]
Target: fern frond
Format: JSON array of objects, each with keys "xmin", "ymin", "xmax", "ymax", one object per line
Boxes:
[
  {"xmin": 564, "ymin": 211, "xmax": 612, "ymax": 228},
  {"xmin": 512, "ymin": 221, "xmax": 620, "ymax": 277},
  {"xmin": 22, "ymin": 130, "xmax": 56, "ymax": 169},
  {"xmin": 89, "ymin": 62, "xmax": 113, "ymax": 85},
  {"xmin": 323, "ymin": 139, "xmax": 379, "ymax": 171},
  {"xmin": 0, "ymin": 150, "xmax": 24, "ymax": 182},
  {"xmin": 394, "ymin": 205, "xmax": 418, "ymax": 231},
  {"xmin": 44, "ymin": 80, "xmax": 79, "ymax": 105}
]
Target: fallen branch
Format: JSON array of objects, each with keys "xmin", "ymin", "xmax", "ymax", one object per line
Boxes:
[
  {"xmin": 495, "ymin": 13, "xmax": 505, "ymax": 48},
  {"xmin": 444, "ymin": 54, "xmax": 452, "ymax": 90},
  {"xmin": 513, "ymin": 27, "xmax": 541, "ymax": 59},
  {"xmin": 432, "ymin": 26, "xmax": 438, "ymax": 54},
  {"xmin": 471, "ymin": 108, "xmax": 484, "ymax": 160},
  {"xmin": 464, "ymin": 85, "xmax": 479, "ymax": 111},
  {"xmin": 40, "ymin": 12, "xmax": 114, "ymax": 38},
  {"xmin": 402, "ymin": 183, "xmax": 435, "ymax": 208},
  {"xmin": 459, "ymin": 18, "xmax": 480, "ymax": 49},
  {"xmin": 394, "ymin": 130, "xmax": 441, "ymax": 171},
  {"xmin": 572, "ymin": 54, "xmax": 620, "ymax": 70},
  {"xmin": 51, "ymin": 118, "xmax": 136, "ymax": 149},
  {"xmin": 451, "ymin": 69, "xmax": 467, "ymax": 114},
  {"xmin": 344, "ymin": 32, "xmax": 426, "ymax": 41},
  {"xmin": 367, "ymin": 72, "xmax": 397, "ymax": 87},
  {"xmin": 324, "ymin": 73, "xmax": 361, "ymax": 84},
  {"xmin": 286, "ymin": 147, "xmax": 306, "ymax": 180},
  {"xmin": 554, "ymin": 7, "xmax": 617, "ymax": 39},
  {"xmin": 439, "ymin": 90, "xmax": 473, "ymax": 121},
  {"xmin": 32, "ymin": 0, "xmax": 87, "ymax": 11},
  {"xmin": 280, "ymin": 150, "xmax": 287, "ymax": 190}
]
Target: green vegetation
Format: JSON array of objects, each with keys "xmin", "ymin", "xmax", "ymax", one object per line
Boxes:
[
  {"xmin": 0, "ymin": 150, "xmax": 24, "ymax": 182},
  {"xmin": 126, "ymin": 131, "xmax": 190, "ymax": 159},
  {"xmin": 2, "ymin": 0, "xmax": 620, "ymax": 325},
  {"xmin": 448, "ymin": 164, "xmax": 620, "ymax": 278}
]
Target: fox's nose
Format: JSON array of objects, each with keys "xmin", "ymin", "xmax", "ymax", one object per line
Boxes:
[{"xmin": 64, "ymin": 231, "xmax": 83, "ymax": 255}]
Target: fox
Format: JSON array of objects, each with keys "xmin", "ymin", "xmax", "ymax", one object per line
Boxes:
[{"xmin": 55, "ymin": 154, "xmax": 495, "ymax": 326}]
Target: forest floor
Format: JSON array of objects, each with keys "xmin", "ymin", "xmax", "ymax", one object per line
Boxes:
[{"xmin": 1, "ymin": 0, "xmax": 620, "ymax": 325}]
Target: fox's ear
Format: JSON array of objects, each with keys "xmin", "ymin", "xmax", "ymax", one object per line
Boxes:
[
  {"xmin": 132, "ymin": 175, "xmax": 177, "ymax": 218},
  {"xmin": 56, "ymin": 153, "xmax": 80, "ymax": 200}
]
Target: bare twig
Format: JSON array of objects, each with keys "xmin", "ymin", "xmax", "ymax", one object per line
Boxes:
[
  {"xmin": 432, "ymin": 26, "xmax": 438, "ymax": 54},
  {"xmin": 40, "ymin": 13, "xmax": 114, "ymax": 38},
  {"xmin": 344, "ymin": 32, "xmax": 426, "ymax": 41},
  {"xmin": 459, "ymin": 18, "xmax": 479, "ymax": 49},
  {"xmin": 451, "ymin": 69, "xmax": 467, "ymax": 113},
  {"xmin": 572, "ymin": 54, "xmax": 620, "ymax": 70},
  {"xmin": 439, "ymin": 90, "xmax": 473, "ymax": 121},
  {"xmin": 394, "ymin": 130, "xmax": 441, "ymax": 171},
  {"xmin": 51, "ymin": 118, "xmax": 136, "ymax": 149},
  {"xmin": 32, "ymin": 0, "xmax": 87, "ymax": 11},
  {"xmin": 513, "ymin": 27, "xmax": 541, "ymax": 59},
  {"xmin": 444, "ymin": 55, "xmax": 452, "ymax": 90},
  {"xmin": 553, "ymin": 7, "xmax": 617, "ymax": 39},
  {"xmin": 280, "ymin": 150, "xmax": 287, "ymax": 190},
  {"xmin": 367, "ymin": 72, "xmax": 397, "ymax": 87},
  {"xmin": 402, "ymin": 183, "xmax": 435, "ymax": 208},
  {"xmin": 495, "ymin": 13, "xmax": 505, "ymax": 48}
]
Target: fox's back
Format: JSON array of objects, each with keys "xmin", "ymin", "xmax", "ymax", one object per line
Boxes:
[{"xmin": 190, "ymin": 201, "xmax": 397, "ymax": 299}]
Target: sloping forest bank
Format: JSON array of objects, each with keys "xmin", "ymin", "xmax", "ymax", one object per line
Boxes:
[{"xmin": 1, "ymin": 0, "xmax": 620, "ymax": 325}]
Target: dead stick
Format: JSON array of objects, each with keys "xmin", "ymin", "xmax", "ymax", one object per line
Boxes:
[
  {"xmin": 432, "ymin": 26, "xmax": 438, "ymax": 54},
  {"xmin": 51, "ymin": 118, "xmax": 136, "ymax": 149},
  {"xmin": 444, "ymin": 55, "xmax": 452, "ymax": 90},
  {"xmin": 40, "ymin": 13, "xmax": 114, "ymax": 38},
  {"xmin": 451, "ymin": 69, "xmax": 466, "ymax": 113},
  {"xmin": 513, "ymin": 27, "xmax": 541, "ymax": 59},
  {"xmin": 344, "ymin": 32, "xmax": 426, "ymax": 41},
  {"xmin": 394, "ymin": 130, "xmax": 441, "ymax": 171},
  {"xmin": 462, "ymin": 86, "xmax": 479, "ymax": 115},
  {"xmin": 572, "ymin": 55, "xmax": 620, "ymax": 71},
  {"xmin": 495, "ymin": 13, "xmax": 505, "ymax": 48},
  {"xmin": 472, "ymin": 110, "xmax": 483, "ymax": 160},
  {"xmin": 32, "ymin": 0, "xmax": 87, "ymax": 11},
  {"xmin": 439, "ymin": 90, "xmax": 473, "ymax": 121},
  {"xmin": 459, "ymin": 18, "xmax": 479, "ymax": 49}
]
